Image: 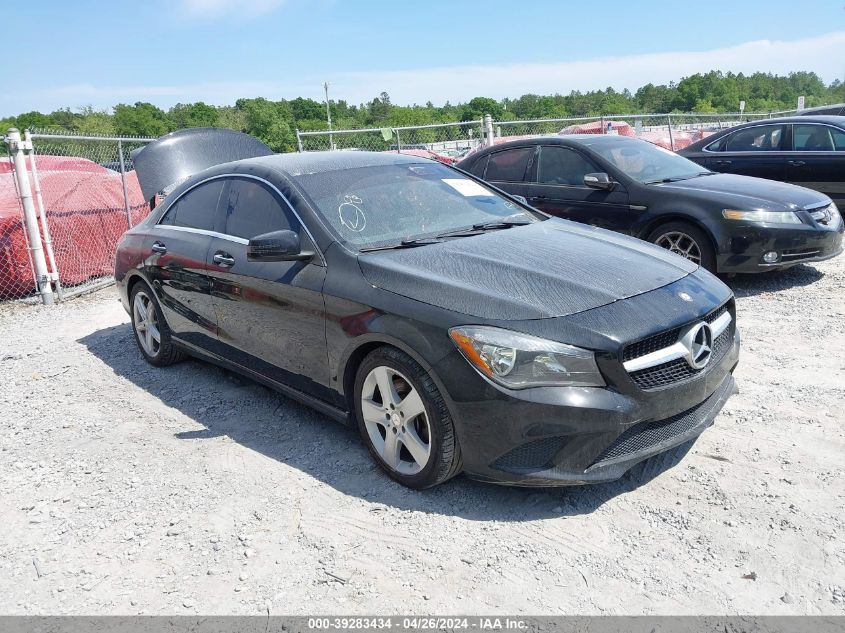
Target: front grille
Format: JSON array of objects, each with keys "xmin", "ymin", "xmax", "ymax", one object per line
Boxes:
[
  {"xmin": 808, "ymin": 203, "xmax": 837, "ymax": 226},
  {"xmin": 589, "ymin": 377, "xmax": 732, "ymax": 467},
  {"xmin": 622, "ymin": 304, "xmax": 727, "ymax": 363},
  {"xmin": 629, "ymin": 325, "xmax": 732, "ymax": 390}
]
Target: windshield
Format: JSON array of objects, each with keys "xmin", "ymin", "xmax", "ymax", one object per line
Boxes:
[
  {"xmin": 293, "ymin": 162, "xmax": 538, "ymax": 250},
  {"xmin": 586, "ymin": 139, "xmax": 710, "ymax": 183}
]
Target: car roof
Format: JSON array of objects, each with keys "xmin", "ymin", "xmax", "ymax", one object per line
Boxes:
[
  {"xmin": 462, "ymin": 134, "xmax": 648, "ymax": 156},
  {"xmin": 728, "ymin": 115, "xmax": 845, "ymax": 126}
]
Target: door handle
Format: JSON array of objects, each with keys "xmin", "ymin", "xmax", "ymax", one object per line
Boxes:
[
  {"xmin": 788, "ymin": 160, "xmax": 806, "ymax": 167},
  {"xmin": 151, "ymin": 241, "xmax": 167, "ymax": 254},
  {"xmin": 212, "ymin": 252, "xmax": 235, "ymax": 267},
  {"xmin": 714, "ymin": 160, "xmax": 732, "ymax": 166},
  {"xmin": 530, "ymin": 194, "xmax": 548, "ymax": 201}
]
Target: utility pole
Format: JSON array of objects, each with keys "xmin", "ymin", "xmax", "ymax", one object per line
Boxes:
[{"xmin": 324, "ymin": 81, "xmax": 334, "ymax": 150}]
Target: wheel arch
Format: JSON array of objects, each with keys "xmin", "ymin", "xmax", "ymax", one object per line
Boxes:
[
  {"xmin": 338, "ymin": 334, "xmax": 451, "ymax": 413},
  {"xmin": 637, "ymin": 213, "xmax": 720, "ymax": 256}
]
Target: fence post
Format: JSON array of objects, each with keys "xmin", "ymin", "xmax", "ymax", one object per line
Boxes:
[
  {"xmin": 7, "ymin": 128, "xmax": 53, "ymax": 305},
  {"xmin": 117, "ymin": 140, "xmax": 133, "ymax": 229},
  {"xmin": 484, "ymin": 115, "xmax": 494, "ymax": 147},
  {"xmin": 296, "ymin": 129, "xmax": 303, "ymax": 152},
  {"xmin": 24, "ymin": 131, "xmax": 63, "ymax": 301},
  {"xmin": 395, "ymin": 129, "xmax": 402, "ymax": 152},
  {"xmin": 666, "ymin": 114, "xmax": 675, "ymax": 151}
]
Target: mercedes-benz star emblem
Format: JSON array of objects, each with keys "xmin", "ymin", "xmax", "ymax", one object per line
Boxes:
[{"xmin": 681, "ymin": 322, "xmax": 713, "ymax": 369}]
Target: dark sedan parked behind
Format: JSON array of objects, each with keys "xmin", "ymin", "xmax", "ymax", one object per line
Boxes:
[
  {"xmin": 458, "ymin": 135, "xmax": 842, "ymax": 273},
  {"xmin": 680, "ymin": 115, "xmax": 845, "ymax": 207},
  {"xmin": 117, "ymin": 128, "xmax": 740, "ymax": 489}
]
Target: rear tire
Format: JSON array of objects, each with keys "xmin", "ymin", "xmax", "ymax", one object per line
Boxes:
[
  {"xmin": 129, "ymin": 281, "xmax": 186, "ymax": 367},
  {"xmin": 647, "ymin": 221, "xmax": 716, "ymax": 273},
  {"xmin": 353, "ymin": 347, "xmax": 462, "ymax": 489}
]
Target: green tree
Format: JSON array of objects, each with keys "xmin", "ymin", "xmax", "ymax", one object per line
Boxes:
[
  {"xmin": 460, "ymin": 97, "xmax": 503, "ymax": 121},
  {"xmin": 74, "ymin": 107, "xmax": 116, "ymax": 135},
  {"xmin": 113, "ymin": 102, "xmax": 171, "ymax": 137},
  {"xmin": 169, "ymin": 102, "xmax": 218, "ymax": 128}
]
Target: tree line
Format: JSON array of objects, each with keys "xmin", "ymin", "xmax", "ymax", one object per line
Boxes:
[{"xmin": 2, "ymin": 71, "xmax": 841, "ymax": 153}]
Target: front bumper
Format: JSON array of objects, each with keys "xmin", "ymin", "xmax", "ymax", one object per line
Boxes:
[
  {"xmin": 434, "ymin": 329, "xmax": 740, "ymax": 487},
  {"xmin": 716, "ymin": 217, "xmax": 843, "ymax": 273}
]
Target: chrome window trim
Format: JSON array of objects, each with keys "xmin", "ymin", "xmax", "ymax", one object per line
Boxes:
[
  {"xmin": 156, "ymin": 225, "xmax": 248, "ymax": 245},
  {"xmin": 702, "ymin": 122, "xmax": 787, "ymax": 154},
  {"xmin": 622, "ymin": 311, "xmax": 732, "ymax": 372},
  {"xmin": 155, "ymin": 172, "xmax": 326, "ymax": 265}
]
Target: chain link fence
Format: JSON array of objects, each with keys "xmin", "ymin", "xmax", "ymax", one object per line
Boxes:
[
  {"xmin": 0, "ymin": 130, "xmax": 153, "ymax": 303},
  {"xmin": 298, "ymin": 120, "xmax": 486, "ymax": 163},
  {"xmin": 298, "ymin": 110, "xmax": 800, "ymax": 160}
]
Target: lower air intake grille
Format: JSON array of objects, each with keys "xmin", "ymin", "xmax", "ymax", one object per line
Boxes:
[
  {"xmin": 589, "ymin": 377, "xmax": 731, "ymax": 467},
  {"xmin": 492, "ymin": 436, "xmax": 568, "ymax": 471}
]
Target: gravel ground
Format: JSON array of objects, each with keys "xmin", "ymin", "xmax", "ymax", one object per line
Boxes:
[{"xmin": 1, "ymin": 259, "xmax": 844, "ymax": 616}]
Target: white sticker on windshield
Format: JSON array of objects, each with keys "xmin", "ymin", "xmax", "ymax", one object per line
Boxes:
[{"xmin": 442, "ymin": 178, "xmax": 494, "ymax": 197}]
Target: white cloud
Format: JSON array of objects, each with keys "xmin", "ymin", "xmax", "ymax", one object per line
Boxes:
[
  {"xmin": 179, "ymin": 0, "xmax": 285, "ymax": 18},
  {"xmin": 4, "ymin": 31, "xmax": 843, "ymax": 116}
]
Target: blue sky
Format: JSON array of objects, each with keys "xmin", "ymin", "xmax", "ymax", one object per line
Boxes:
[{"xmin": 2, "ymin": 0, "xmax": 843, "ymax": 116}]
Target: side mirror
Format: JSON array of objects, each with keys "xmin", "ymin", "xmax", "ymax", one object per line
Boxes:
[
  {"xmin": 511, "ymin": 194, "xmax": 529, "ymax": 205},
  {"xmin": 247, "ymin": 229, "xmax": 314, "ymax": 262},
  {"xmin": 583, "ymin": 172, "xmax": 615, "ymax": 190}
]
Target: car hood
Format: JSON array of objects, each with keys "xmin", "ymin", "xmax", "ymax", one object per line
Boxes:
[
  {"xmin": 655, "ymin": 173, "xmax": 829, "ymax": 210},
  {"xmin": 358, "ymin": 220, "xmax": 697, "ymax": 320}
]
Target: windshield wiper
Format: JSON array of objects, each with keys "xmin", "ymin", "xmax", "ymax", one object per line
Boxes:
[
  {"xmin": 436, "ymin": 219, "xmax": 530, "ymax": 239},
  {"xmin": 359, "ymin": 238, "xmax": 442, "ymax": 253},
  {"xmin": 643, "ymin": 175, "xmax": 696, "ymax": 184}
]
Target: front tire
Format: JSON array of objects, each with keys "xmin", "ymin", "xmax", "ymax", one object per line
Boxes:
[
  {"xmin": 647, "ymin": 221, "xmax": 716, "ymax": 273},
  {"xmin": 129, "ymin": 281, "xmax": 186, "ymax": 367},
  {"xmin": 354, "ymin": 347, "xmax": 462, "ymax": 489}
]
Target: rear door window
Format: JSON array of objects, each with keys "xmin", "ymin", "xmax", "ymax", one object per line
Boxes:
[
  {"xmin": 222, "ymin": 177, "xmax": 294, "ymax": 240},
  {"xmin": 485, "ymin": 148, "xmax": 533, "ymax": 182},
  {"xmin": 723, "ymin": 125, "xmax": 785, "ymax": 152},
  {"xmin": 158, "ymin": 180, "xmax": 225, "ymax": 231},
  {"xmin": 468, "ymin": 155, "xmax": 489, "ymax": 178}
]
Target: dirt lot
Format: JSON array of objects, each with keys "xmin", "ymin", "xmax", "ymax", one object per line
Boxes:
[{"xmin": 1, "ymin": 258, "xmax": 844, "ymax": 616}]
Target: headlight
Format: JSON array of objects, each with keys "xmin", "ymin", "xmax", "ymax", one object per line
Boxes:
[
  {"xmin": 449, "ymin": 326, "xmax": 605, "ymax": 389},
  {"xmin": 722, "ymin": 209, "xmax": 802, "ymax": 224}
]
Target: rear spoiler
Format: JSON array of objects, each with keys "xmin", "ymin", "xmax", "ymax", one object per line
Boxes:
[{"xmin": 131, "ymin": 128, "xmax": 273, "ymax": 205}]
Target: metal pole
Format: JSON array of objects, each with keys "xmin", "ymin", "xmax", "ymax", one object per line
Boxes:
[
  {"xmin": 24, "ymin": 131, "xmax": 62, "ymax": 301},
  {"xmin": 600, "ymin": 116, "xmax": 605, "ymax": 134},
  {"xmin": 324, "ymin": 82, "xmax": 333, "ymax": 150},
  {"xmin": 7, "ymin": 128, "xmax": 53, "ymax": 305},
  {"xmin": 667, "ymin": 114, "xmax": 675, "ymax": 151},
  {"xmin": 395, "ymin": 129, "xmax": 402, "ymax": 153},
  {"xmin": 296, "ymin": 129, "xmax": 303, "ymax": 152},
  {"xmin": 484, "ymin": 115, "xmax": 494, "ymax": 147},
  {"xmin": 117, "ymin": 140, "xmax": 133, "ymax": 229}
]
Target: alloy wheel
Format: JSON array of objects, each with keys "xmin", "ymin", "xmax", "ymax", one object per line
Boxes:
[
  {"xmin": 654, "ymin": 231, "xmax": 702, "ymax": 265},
  {"xmin": 133, "ymin": 290, "xmax": 161, "ymax": 358},
  {"xmin": 360, "ymin": 366, "xmax": 432, "ymax": 475}
]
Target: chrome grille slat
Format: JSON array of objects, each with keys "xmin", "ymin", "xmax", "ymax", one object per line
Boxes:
[{"xmin": 622, "ymin": 301, "xmax": 733, "ymax": 391}]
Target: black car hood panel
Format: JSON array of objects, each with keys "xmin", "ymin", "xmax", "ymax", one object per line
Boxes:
[
  {"xmin": 657, "ymin": 173, "xmax": 829, "ymax": 210},
  {"xmin": 358, "ymin": 220, "xmax": 697, "ymax": 320}
]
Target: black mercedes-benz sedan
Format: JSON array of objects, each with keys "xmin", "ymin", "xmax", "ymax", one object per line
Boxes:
[
  {"xmin": 679, "ymin": 115, "xmax": 845, "ymax": 207},
  {"xmin": 458, "ymin": 135, "xmax": 843, "ymax": 273},
  {"xmin": 117, "ymin": 128, "xmax": 739, "ymax": 489}
]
